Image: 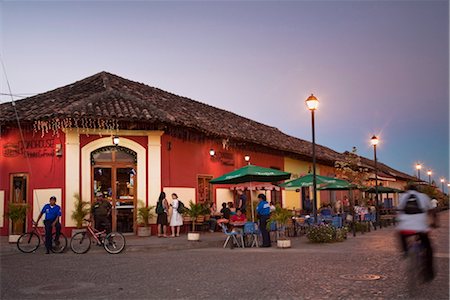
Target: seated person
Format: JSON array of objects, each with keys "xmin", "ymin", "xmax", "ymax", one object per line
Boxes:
[
  {"xmin": 217, "ymin": 203, "xmax": 231, "ymax": 226},
  {"xmin": 228, "ymin": 202, "xmax": 236, "ymax": 215},
  {"xmin": 207, "ymin": 202, "xmax": 218, "ymax": 232},
  {"xmin": 230, "ymin": 209, "xmax": 247, "ymax": 224}
]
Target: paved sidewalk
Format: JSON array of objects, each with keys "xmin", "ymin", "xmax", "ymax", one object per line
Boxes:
[{"xmin": 1, "ymin": 210, "xmax": 448, "ymax": 256}]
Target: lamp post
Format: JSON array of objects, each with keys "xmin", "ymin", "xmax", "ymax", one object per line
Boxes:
[
  {"xmin": 370, "ymin": 135, "xmax": 380, "ymax": 229},
  {"xmin": 427, "ymin": 170, "xmax": 432, "ymax": 185},
  {"xmin": 305, "ymin": 94, "xmax": 319, "ymax": 223},
  {"xmin": 416, "ymin": 163, "xmax": 422, "ymax": 180},
  {"xmin": 440, "ymin": 178, "xmax": 445, "ymax": 192}
]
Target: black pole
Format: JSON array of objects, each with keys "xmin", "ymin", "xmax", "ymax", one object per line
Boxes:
[
  {"xmin": 417, "ymin": 169, "xmax": 420, "ymax": 181},
  {"xmin": 374, "ymin": 144, "xmax": 380, "ymax": 229},
  {"xmin": 311, "ymin": 110, "xmax": 318, "ymax": 224},
  {"xmin": 428, "ymin": 174, "xmax": 431, "ymax": 185}
]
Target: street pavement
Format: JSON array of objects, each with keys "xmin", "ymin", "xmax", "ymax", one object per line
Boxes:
[{"xmin": 1, "ymin": 211, "xmax": 448, "ymax": 300}]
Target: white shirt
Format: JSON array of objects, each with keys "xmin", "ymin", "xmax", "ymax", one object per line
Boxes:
[
  {"xmin": 430, "ymin": 198, "xmax": 438, "ymax": 209},
  {"xmin": 396, "ymin": 190, "xmax": 431, "ymax": 232}
]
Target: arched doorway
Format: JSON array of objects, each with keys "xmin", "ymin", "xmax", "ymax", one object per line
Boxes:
[{"xmin": 91, "ymin": 146, "xmax": 137, "ymax": 234}]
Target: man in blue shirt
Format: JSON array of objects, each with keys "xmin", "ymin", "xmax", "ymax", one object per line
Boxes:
[
  {"xmin": 256, "ymin": 194, "xmax": 271, "ymax": 247},
  {"xmin": 35, "ymin": 196, "xmax": 62, "ymax": 254}
]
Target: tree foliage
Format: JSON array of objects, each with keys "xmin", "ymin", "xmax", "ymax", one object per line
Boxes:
[{"xmin": 334, "ymin": 147, "xmax": 369, "ymax": 187}]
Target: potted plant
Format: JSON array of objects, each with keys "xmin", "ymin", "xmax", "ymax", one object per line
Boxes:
[
  {"xmin": 185, "ymin": 201, "xmax": 204, "ymax": 241},
  {"xmin": 137, "ymin": 200, "xmax": 155, "ymax": 237},
  {"xmin": 268, "ymin": 205, "xmax": 292, "ymax": 248},
  {"xmin": 71, "ymin": 193, "xmax": 90, "ymax": 236},
  {"xmin": 7, "ymin": 203, "xmax": 29, "ymax": 243}
]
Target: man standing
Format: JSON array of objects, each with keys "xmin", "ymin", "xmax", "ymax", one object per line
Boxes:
[
  {"xmin": 92, "ymin": 192, "xmax": 112, "ymax": 233},
  {"xmin": 35, "ymin": 196, "xmax": 61, "ymax": 254},
  {"xmin": 256, "ymin": 194, "xmax": 271, "ymax": 247},
  {"xmin": 237, "ymin": 190, "xmax": 247, "ymax": 214}
]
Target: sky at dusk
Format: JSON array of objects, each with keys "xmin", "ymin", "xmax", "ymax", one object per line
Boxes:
[{"xmin": 1, "ymin": 1, "xmax": 449, "ymax": 191}]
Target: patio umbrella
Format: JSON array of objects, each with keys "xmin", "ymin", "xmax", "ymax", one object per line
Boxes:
[
  {"xmin": 279, "ymin": 174, "xmax": 342, "ymax": 189},
  {"xmin": 318, "ymin": 180, "xmax": 358, "ymax": 191},
  {"xmin": 210, "ymin": 165, "xmax": 291, "ymax": 221},
  {"xmin": 364, "ymin": 186, "xmax": 402, "ymax": 193}
]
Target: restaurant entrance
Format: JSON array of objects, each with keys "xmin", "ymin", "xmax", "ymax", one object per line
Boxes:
[{"xmin": 91, "ymin": 146, "xmax": 137, "ymax": 234}]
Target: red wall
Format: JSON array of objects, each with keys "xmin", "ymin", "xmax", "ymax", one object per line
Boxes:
[
  {"xmin": 0, "ymin": 129, "xmax": 66, "ymax": 235},
  {"xmin": 161, "ymin": 134, "xmax": 285, "ymax": 203}
]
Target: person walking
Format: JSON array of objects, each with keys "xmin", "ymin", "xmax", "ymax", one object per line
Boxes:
[
  {"xmin": 397, "ymin": 183, "xmax": 437, "ymax": 282},
  {"xmin": 169, "ymin": 193, "xmax": 183, "ymax": 237},
  {"xmin": 256, "ymin": 194, "xmax": 271, "ymax": 247},
  {"xmin": 156, "ymin": 192, "xmax": 169, "ymax": 237},
  {"xmin": 35, "ymin": 196, "xmax": 61, "ymax": 254},
  {"xmin": 91, "ymin": 192, "xmax": 112, "ymax": 234}
]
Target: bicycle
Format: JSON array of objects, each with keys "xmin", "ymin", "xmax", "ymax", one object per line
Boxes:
[
  {"xmin": 17, "ymin": 221, "xmax": 67, "ymax": 253},
  {"xmin": 70, "ymin": 219, "xmax": 126, "ymax": 254}
]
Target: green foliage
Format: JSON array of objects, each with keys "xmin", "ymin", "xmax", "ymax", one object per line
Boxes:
[
  {"xmin": 306, "ymin": 224, "xmax": 347, "ymax": 243},
  {"xmin": 185, "ymin": 201, "xmax": 204, "ymax": 231},
  {"xmin": 7, "ymin": 203, "xmax": 28, "ymax": 222},
  {"xmin": 335, "ymin": 147, "xmax": 369, "ymax": 187},
  {"xmin": 415, "ymin": 184, "xmax": 449, "ymax": 209},
  {"xmin": 268, "ymin": 205, "xmax": 293, "ymax": 240},
  {"xmin": 71, "ymin": 193, "xmax": 90, "ymax": 229},
  {"xmin": 137, "ymin": 200, "xmax": 155, "ymax": 227}
]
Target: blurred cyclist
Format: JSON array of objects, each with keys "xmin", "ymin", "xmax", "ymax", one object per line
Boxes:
[{"xmin": 397, "ymin": 183, "xmax": 437, "ymax": 282}]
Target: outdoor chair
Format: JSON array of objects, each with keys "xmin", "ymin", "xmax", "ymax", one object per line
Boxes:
[
  {"xmin": 243, "ymin": 222, "xmax": 259, "ymax": 247},
  {"xmin": 294, "ymin": 217, "xmax": 307, "ymax": 236},
  {"xmin": 219, "ymin": 223, "xmax": 243, "ymax": 249},
  {"xmin": 331, "ymin": 216, "xmax": 342, "ymax": 228}
]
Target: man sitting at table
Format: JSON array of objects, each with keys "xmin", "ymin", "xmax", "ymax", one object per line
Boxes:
[{"xmin": 230, "ymin": 209, "xmax": 247, "ymax": 224}]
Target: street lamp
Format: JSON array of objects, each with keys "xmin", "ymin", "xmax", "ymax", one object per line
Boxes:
[
  {"xmin": 305, "ymin": 94, "xmax": 319, "ymax": 223},
  {"xmin": 416, "ymin": 163, "xmax": 422, "ymax": 180},
  {"xmin": 370, "ymin": 135, "xmax": 380, "ymax": 228},
  {"xmin": 440, "ymin": 178, "xmax": 445, "ymax": 192},
  {"xmin": 427, "ymin": 170, "xmax": 432, "ymax": 185},
  {"xmin": 244, "ymin": 155, "xmax": 250, "ymax": 165}
]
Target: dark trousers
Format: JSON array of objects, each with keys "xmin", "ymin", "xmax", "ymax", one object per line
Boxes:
[
  {"xmin": 399, "ymin": 232, "xmax": 435, "ymax": 281},
  {"xmin": 259, "ymin": 215, "xmax": 271, "ymax": 247},
  {"xmin": 94, "ymin": 216, "xmax": 111, "ymax": 234},
  {"xmin": 44, "ymin": 219, "xmax": 61, "ymax": 251}
]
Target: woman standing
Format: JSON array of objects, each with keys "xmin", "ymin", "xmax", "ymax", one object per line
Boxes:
[
  {"xmin": 169, "ymin": 193, "xmax": 183, "ymax": 237},
  {"xmin": 156, "ymin": 192, "xmax": 169, "ymax": 237}
]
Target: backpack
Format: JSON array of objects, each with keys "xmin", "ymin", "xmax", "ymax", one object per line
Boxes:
[
  {"xmin": 403, "ymin": 193, "xmax": 424, "ymax": 215},
  {"xmin": 177, "ymin": 200, "xmax": 185, "ymax": 214},
  {"xmin": 156, "ymin": 200, "xmax": 165, "ymax": 214}
]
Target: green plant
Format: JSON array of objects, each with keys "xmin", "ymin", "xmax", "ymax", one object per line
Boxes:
[
  {"xmin": 185, "ymin": 201, "xmax": 204, "ymax": 232},
  {"xmin": 268, "ymin": 205, "xmax": 292, "ymax": 240},
  {"xmin": 306, "ymin": 224, "xmax": 347, "ymax": 243},
  {"xmin": 8, "ymin": 203, "xmax": 28, "ymax": 223},
  {"xmin": 137, "ymin": 200, "xmax": 155, "ymax": 227},
  {"xmin": 71, "ymin": 193, "xmax": 90, "ymax": 229}
]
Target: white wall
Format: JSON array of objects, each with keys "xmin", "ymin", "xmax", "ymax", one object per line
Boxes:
[
  {"xmin": 33, "ymin": 188, "xmax": 62, "ymax": 224},
  {"xmin": 215, "ymin": 188, "xmax": 234, "ymax": 209},
  {"xmin": 65, "ymin": 131, "xmax": 80, "ymax": 227}
]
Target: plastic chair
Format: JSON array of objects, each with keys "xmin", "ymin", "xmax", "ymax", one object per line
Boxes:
[
  {"xmin": 243, "ymin": 222, "xmax": 259, "ymax": 247},
  {"xmin": 219, "ymin": 223, "xmax": 242, "ymax": 249},
  {"xmin": 331, "ymin": 216, "xmax": 342, "ymax": 228}
]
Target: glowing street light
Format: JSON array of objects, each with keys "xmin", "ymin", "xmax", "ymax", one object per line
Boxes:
[
  {"xmin": 244, "ymin": 155, "xmax": 250, "ymax": 165},
  {"xmin": 416, "ymin": 163, "xmax": 422, "ymax": 180},
  {"xmin": 305, "ymin": 94, "xmax": 319, "ymax": 223},
  {"xmin": 427, "ymin": 170, "xmax": 432, "ymax": 185},
  {"xmin": 370, "ymin": 135, "xmax": 380, "ymax": 228},
  {"xmin": 440, "ymin": 178, "xmax": 445, "ymax": 192}
]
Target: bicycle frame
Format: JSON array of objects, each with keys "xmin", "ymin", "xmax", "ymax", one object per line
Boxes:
[{"xmin": 83, "ymin": 220, "xmax": 106, "ymax": 244}]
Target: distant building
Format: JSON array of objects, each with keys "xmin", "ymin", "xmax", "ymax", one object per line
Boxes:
[{"xmin": 0, "ymin": 72, "xmax": 416, "ymax": 236}]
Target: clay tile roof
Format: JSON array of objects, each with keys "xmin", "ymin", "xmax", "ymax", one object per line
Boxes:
[{"xmin": 0, "ymin": 71, "xmax": 345, "ymax": 165}]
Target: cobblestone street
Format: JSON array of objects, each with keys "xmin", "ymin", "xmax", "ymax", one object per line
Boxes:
[{"xmin": 1, "ymin": 211, "xmax": 448, "ymax": 300}]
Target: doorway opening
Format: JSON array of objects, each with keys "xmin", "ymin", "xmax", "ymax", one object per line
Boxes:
[{"xmin": 91, "ymin": 146, "xmax": 137, "ymax": 234}]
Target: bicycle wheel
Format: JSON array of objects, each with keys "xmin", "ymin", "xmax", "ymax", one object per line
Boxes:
[
  {"xmin": 103, "ymin": 232, "xmax": 125, "ymax": 254},
  {"xmin": 51, "ymin": 232, "xmax": 68, "ymax": 253},
  {"xmin": 17, "ymin": 232, "xmax": 40, "ymax": 253},
  {"xmin": 407, "ymin": 244, "xmax": 420, "ymax": 295},
  {"xmin": 70, "ymin": 232, "xmax": 91, "ymax": 254}
]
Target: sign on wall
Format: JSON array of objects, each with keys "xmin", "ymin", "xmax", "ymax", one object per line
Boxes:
[{"xmin": 2, "ymin": 138, "xmax": 61, "ymax": 158}]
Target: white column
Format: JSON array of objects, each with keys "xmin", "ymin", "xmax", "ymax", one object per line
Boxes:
[
  {"xmin": 65, "ymin": 131, "xmax": 80, "ymax": 227},
  {"xmin": 147, "ymin": 132, "xmax": 163, "ymax": 207}
]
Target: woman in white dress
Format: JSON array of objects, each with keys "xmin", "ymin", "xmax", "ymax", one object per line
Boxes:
[{"xmin": 170, "ymin": 193, "xmax": 183, "ymax": 237}]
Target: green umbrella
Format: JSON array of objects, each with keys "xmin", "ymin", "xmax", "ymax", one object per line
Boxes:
[
  {"xmin": 318, "ymin": 180, "xmax": 358, "ymax": 191},
  {"xmin": 210, "ymin": 165, "xmax": 291, "ymax": 184},
  {"xmin": 210, "ymin": 165, "xmax": 291, "ymax": 221},
  {"xmin": 365, "ymin": 186, "xmax": 402, "ymax": 193},
  {"xmin": 279, "ymin": 174, "xmax": 342, "ymax": 189}
]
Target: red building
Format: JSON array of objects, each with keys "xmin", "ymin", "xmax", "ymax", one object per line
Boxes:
[{"xmin": 0, "ymin": 72, "xmax": 414, "ymax": 236}]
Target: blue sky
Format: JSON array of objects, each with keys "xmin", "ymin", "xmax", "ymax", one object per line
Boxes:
[{"xmin": 1, "ymin": 1, "xmax": 448, "ymax": 191}]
